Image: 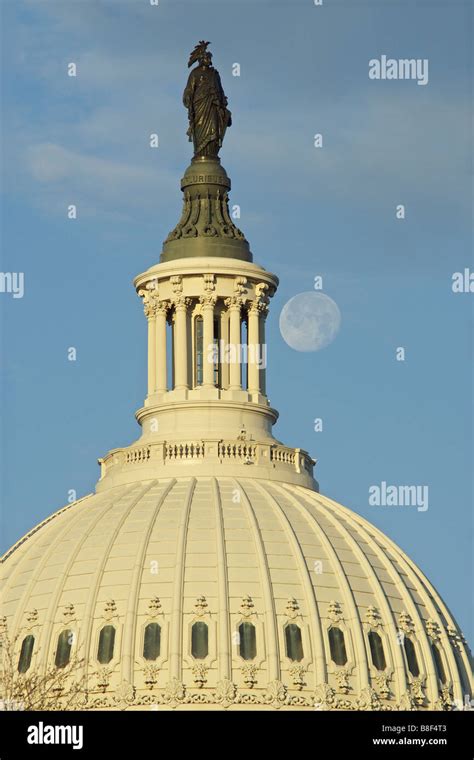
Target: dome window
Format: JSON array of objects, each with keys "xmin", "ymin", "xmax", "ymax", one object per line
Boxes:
[
  {"xmin": 368, "ymin": 631, "xmax": 386, "ymax": 671},
  {"xmin": 328, "ymin": 627, "xmax": 347, "ymax": 666},
  {"xmin": 97, "ymin": 625, "xmax": 116, "ymax": 664},
  {"xmin": 55, "ymin": 629, "xmax": 73, "ymax": 668},
  {"xmin": 431, "ymin": 643, "xmax": 447, "ymax": 684},
  {"xmin": 238, "ymin": 622, "xmax": 257, "ymax": 660},
  {"xmin": 18, "ymin": 634, "xmax": 34, "ymax": 673},
  {"xmin": 191, "ymin": 621, "xmax": 208, "ymax": 659},
  {"xmin": 285, "ymin": 624, "xmax": 304, "ymax": 662},
  {"xmin": 143, "ymin": 622, "xmax": 161, "ymax": 661},
  {"xmin": 403, "ymin": 637, "xmax": 420, "ymax": 677}
]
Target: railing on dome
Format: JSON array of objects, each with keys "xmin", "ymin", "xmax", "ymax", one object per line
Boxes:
[
  {"xmin": 98, "ymin": 440, "xmax": 315, "ymax": 480},
  {"xmin": 165, "ymin": 442, "xmax": 205, "ymax": 460},
  {"xmin": 218, "ymin": 442, "xmax": 257, "ymax": 461}
]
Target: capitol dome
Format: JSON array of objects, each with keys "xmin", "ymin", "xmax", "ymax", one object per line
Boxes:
[
  {"xmin": 1, "ymin": 43, "xmax": 472, "ymax": 712},
  {"xmin": 2, "ymin": 472, "xmax": 472, "ymax": 711}
]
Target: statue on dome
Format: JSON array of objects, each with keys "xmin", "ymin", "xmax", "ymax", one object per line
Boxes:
[{"xmin": 183, "ymin": 40, "xmax": 232, "ymax": 158}]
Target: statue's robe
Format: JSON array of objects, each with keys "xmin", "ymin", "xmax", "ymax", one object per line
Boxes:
[{"xmin": 183, "ymin": 65, "xmax": 231, "ymax": 157}]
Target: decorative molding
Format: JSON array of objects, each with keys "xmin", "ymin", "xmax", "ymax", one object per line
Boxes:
[
  {"xmin": 334, "ymin": 666, "xmax": 353, "ymax": 695},
  {"xmin": 239, "ymin": 595, "xmax": 255, "ymax": 618},
  {"xmin": 147, "ymin": 597, "xmax": 162, "ymax": 618},
  {"xmin": 192, "ymin": 663, "xmax": 208, "ymax": 688},
  {"xmin": 398, "ymin": 611, "xmax": 415, "ymax": 635},
  {"xmin": 203, "ymin": 273, "xmax": 216, "ymax": 292},
  {"xmin": 357, "ymin": 687, "xmax": 382, "ymax": 711},
  {"xmin": 426, "ymin": 619, "xmax": 441, "ymax": 641},
  {"xmin": 327, "ymin": 600, "xmax": 344, "ymax": 624},
  {"xmin": 193, "ymin": 595, "xmax": 209, "ymax": 617},
  {"xmin": 62, "ymin": 603, "xmax": 76, "ymax": 623},
  {"xmin": 434, "ymin": 685, "xmax": 454, "ymax": 711},
  {"xmin": 172, "ymin": 295, "xmax": 192, "ymax": 310},
  {"xmin": 241, "ymin": 664, "xmax": 258, "ymax": 689},
  {"xmin": 365, "ymin": 605, "xmax": 382, "ymax": 629},
  {"xmin": 234, "ymin": 277, "xmax": 247, "ymax": 295},
  {"xmin": 409, "ymin": 676, "xmax": 426, "ymax": 706},
  {"xmin": 374, "ymin": 672, "xmax": 392, "ymax": 699},
  {"xmin": 64, "ymin": 678, "xmax": 463, "ymax": 711},
  {"xmin": 103, "ymin": 599, "xmax": 118, "ymax": 621},
  {"xmin": 284, "ymin": 598, "xmax": 300, "ymax": 620},
  {"xmin": 25, "ymin": 609, "xmax": 39, "ymax": 626},
  {"xmin": 164, "ymin": 189, "xmax": 247, "ymax": 244},
  {"xmin": 114, "ymin": 680, "xmax": 136, "ymax": 709},
  {"xmin": 199, "ymin": 293, "xmax": 217, "ymax": 308},
  {"xmin": 289, "ymin": 664, "xmax": 306, "ymax": 691},
  {"xmin": 95, "ymin": 666, "xmax": 113, "ymax": 693},
  {"xmin": 446, "ymin": 624, "xmax": 466, "ymax": 650},
  {"xmin": 143, "ymin": 664, "xmax": 160, "ymax": 690}
]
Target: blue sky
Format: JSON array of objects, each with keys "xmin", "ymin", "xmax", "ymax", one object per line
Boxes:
[{"xmin": 1, "ymin": 0, "xmax": 472, "ymax": 645}]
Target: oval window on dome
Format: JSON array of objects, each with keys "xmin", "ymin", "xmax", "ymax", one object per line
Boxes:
[
  {"xmin": 328, "ymin": 627, "xmax": 347, "ymax": 666},
  {"xmin": 143, "ymin": 622, "xmax": 161, "ymax": 661},
  {"xmin": 285, "ymin": 624, "xmax": 304, "ymax": 662},
  {"xmin": 403, "ymin": 636, "xmax": 420, "ymax": 677},
  {"xmin": 191, "ymin": 621, "xmax": 208, "ymax": 659},
  {"xmin": 97, "ymin": 625, "xmax": 116, "ymax": 664},
  {"xmin": 368, "ymin": 631, "xmax": 386, "ymax": 671},
  {"xmin": 239, "ymin": 622, "xmax": 257, "ymax": 660},
  {"xmin": 55, "ymin": 629, "xmax": 73, "ymax": 668},
  {"xmin": 18, "ymin": 634, "xmax": 35, "ymax": 673},
  {"xmin": 431, "ymin": 643, "xmax": 447, "ymax": 684}
]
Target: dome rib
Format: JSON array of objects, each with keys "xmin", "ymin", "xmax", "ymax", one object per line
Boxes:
[
  {"xmin": 314, "ymin": 490, "xmax": 440, "ymax": 704},
  {"xmin": 391, "ymin": 541, "xmax": 472, "ymax": 697},
  {"xmin": 1, "ymin": 493, "xmax": 93, "ymax": 565},
  {"xmin": 255, "ymin": 480, "xmax": 327, "ymax": 687},
  {"xmin": 6, "ymin": 493, "xmax": 96, "ymax": 640},
  {"xmin": 277, "ymin": 484, "xmax": 370, "ymax": 692},
  {"xmin": 235, "ymin": 478, "xmax": 280, "ymax": 682},
  {"xmin": 212, "ymin": 478, "xmax": 231, "ymax": 680},
  {"xmin": 35, "ymin": 488, "xmax": 137, "ymax": 676},
  {"xmin": 169, "ymin": 478, "xmax": 196, "ymax": 681},
  {"xmin": 80, "ymin": 482, "xmax": 156, "ymax": 683},
  {"xmin": 121, "ymin": 479, "xmax": 177, "ymax": 683},
  {"xmin": 309, "ymin": 492, "xmax": 408, "ymax": 698},
  {"xmin": 322, "ymin": 492, "xmax": 467, "ymax": 703}
]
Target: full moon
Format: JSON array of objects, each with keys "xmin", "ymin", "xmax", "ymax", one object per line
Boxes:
[{"xmin": 279, "ymin": 291, "xmax": 341, "ymax": 352}]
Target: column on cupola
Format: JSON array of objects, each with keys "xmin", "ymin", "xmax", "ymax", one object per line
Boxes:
[
  {"xmin": 142, "ymin": 291, "xmax": 157, "ymax": 396},
  {"xmin": 173, "ymin": 296, "xmax": 191, "ymax": 390},
  {"xmin": 199, "ymin": 293, "xmax": 217, "ymax": 388},
  {"xmin": 259, "ymin": 305, "xmax": 268, "ymax": 396},
  {"xmin": 155, "ymin": 300, "xmax": 169, "ymax": 393},
  {"xmin": 247, "ymin": 300, "xmax": 261, "ymax": 394},
  {"xmin": 226, "ymin": 296, "xmax": 242, "ymax": 390}
]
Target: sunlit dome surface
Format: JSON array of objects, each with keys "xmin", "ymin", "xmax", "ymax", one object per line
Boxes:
[{"xmin": 2, "ymin": 476, "xmax": 471, "ymax": 710}]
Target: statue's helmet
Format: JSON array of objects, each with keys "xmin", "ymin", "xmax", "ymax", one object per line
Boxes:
[{"xmin": 188, "ymin": 40, "xmax": 211, "ymax": 68}]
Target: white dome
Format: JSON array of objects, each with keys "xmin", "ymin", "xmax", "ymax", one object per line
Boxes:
[{"xmin": 2, "ymin": 476, "xmax": 471, "ymax": 710}]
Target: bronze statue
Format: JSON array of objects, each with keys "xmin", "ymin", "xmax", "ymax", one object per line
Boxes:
[{"xmin": 183, "ymin": 41, "xmax": 232, "ymax": 158}]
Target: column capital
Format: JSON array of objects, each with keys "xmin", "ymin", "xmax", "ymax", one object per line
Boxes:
[
  {"xmin": 172, "ymin": 296, "xmax": 192, "ymax": 311},
  {"xmin": 142, "ymin": 293, "xmax": 159, "ymax": 320},
  {"xmin": 248, "ymin": 299, "xmax": 268, "ymax": 317},
  {"xmin": 155, "ymin": 299, "xmax": 170, "ymax": 316},
  {"xmin": 224, "ymin": 295, "xmax": 243, "ymax": 310},
  {"xmin": 199, "ymin": 293, "xmax": 217, "ymax": 309}
]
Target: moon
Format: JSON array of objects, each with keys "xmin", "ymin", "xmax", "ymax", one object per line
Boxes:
[{"xmin": 279, "ymin": 291, "xmax": 341, "ymax": 352}]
